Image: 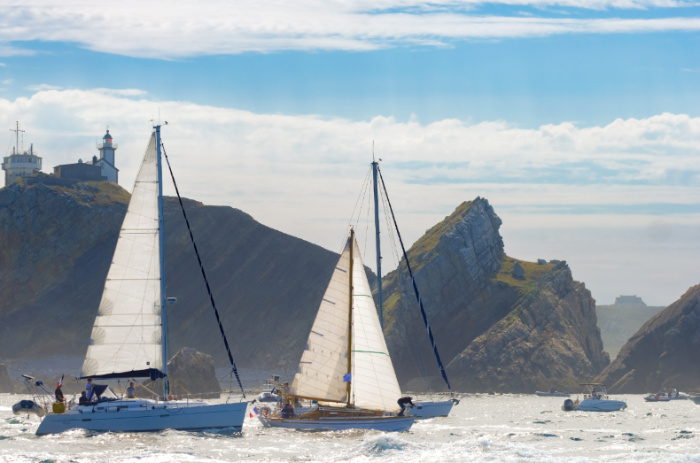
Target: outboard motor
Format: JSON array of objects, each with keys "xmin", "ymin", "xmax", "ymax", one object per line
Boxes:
[{"xmin": 562, "ymin": 398, "xmax": 575, "ymax": 411}]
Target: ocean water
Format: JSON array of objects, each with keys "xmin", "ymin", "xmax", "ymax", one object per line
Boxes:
[{"xmin": 1, "ymin": 393, "xmax": 699, "ymax": 463}]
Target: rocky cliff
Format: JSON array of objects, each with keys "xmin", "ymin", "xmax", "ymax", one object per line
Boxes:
[
  {"xmin": 1, "ymin": 181, "xmax": 611, "ymax": 393},
  {"xmin": 382, "ymin": 198, "xmax": 609, "ymax": 393},
  {"xmin": 0, "ymin": 180, "xmax": 338, "ymax": 370},
  {"xmin": 595, "ymin": 284, "xmax": 700, "ymax": 393}
]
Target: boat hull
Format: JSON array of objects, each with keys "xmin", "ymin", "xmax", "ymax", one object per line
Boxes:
[
  {"xmin": 411, "ymin": 400, "xmax": 454, "ymax": 418},
  {"xmin": 35, "ymin": 400, "xmax": 247, "ymax": 435},
  {"xmin": 258, "ymin": 414, "xmax": 415, "ymax": 432},
  {"xmin": 573, "ymin": 399, "xmax": 627, "ymax": 412}
]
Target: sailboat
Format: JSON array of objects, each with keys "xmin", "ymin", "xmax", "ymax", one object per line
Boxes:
[
  {"xmin": 257, "ymin": 229, "xmax": 415, "ymax": 431},
  {"xmin": 33, "ymin": 126, "xmax": 247, "ymax": 435},
  {"xmin": 370, "ymin": 159, "xmax": 458, "ymax": 419}
]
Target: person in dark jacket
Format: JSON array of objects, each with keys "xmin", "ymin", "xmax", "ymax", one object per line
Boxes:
[{"xmin": 397, "ymin": 396, "xmax": 414, "ymax": 416}]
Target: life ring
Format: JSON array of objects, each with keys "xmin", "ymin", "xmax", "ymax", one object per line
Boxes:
[{"xmin": 262, "ymin": 407, "xmax": 270, "ymax": 418}]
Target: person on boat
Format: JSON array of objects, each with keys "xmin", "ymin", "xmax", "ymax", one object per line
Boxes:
[
  {"xmin": 397, "ymin": 396, "xmax": 414, "ymax": 416},
  {"xmin": 126, "ymin": 381, "xmax": 136, "ymax": 399},
  {"xmin": 85, "ymin": 378, "xmax": 94, "ymax": 401},
  {"xmin": 281, "ymin": 401, "xmax": 295, "ymax": 418},
  {"xmin": 55, "ymin": 383, "xmax": 66, "ymax": 403},
  {"xmin": 78, "ymin": 391, "xmax": 89, "ymax": 405}
]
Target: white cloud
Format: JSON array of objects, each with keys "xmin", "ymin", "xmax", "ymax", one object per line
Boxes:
[
  {"xmin": 0, "ymin": 1, "xmax": 698, "ymax": 58},
  {"xmin": 26, "ymin": 84, "xmax": 62, "ymax": 92},
  {"xmin": 1, "ymin": 88, "xmax": 698, "ymax": 305}
]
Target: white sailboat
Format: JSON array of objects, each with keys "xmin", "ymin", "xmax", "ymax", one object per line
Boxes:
[
  {"xmin": 34, "ymin": 126, "xmax": 247, "ymax": 435},
  {"xmin": 257, "ymin": 230, "xmax": 415, "ymax": 431}
]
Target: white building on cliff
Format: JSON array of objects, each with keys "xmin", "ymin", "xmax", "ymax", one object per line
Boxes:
[{"xmin": 1, "ymin": 122, "xmax": 42, "ymax": 187}]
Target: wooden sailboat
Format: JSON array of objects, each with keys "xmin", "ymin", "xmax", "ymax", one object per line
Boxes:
[
  {"xmin": 258, "ymin": 229, "xmax": 415, "ymax": 431},
  {"xmin": 34, "ymin": 126, "xmax": 247, "ymax": 435}
]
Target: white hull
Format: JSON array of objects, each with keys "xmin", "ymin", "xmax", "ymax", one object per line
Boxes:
[
  {"xmin": 258, "ymin": 414, "xmax": 415, "ymax": 432},
  {"xmin": 36, "ymin": 399, "xmax": 247, "ymax": 435},
  {"xmin": 412, "ymin": 400, "xmax": 454, "ymax": 418},
  {"xmin": 573, "ymin": 399, "xmax": 627, "ymax": 412}
]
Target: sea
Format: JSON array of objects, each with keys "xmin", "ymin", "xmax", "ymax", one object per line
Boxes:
[{"xmin": 1, "ymin": 392, "xmax": 700, "ymax": 463}]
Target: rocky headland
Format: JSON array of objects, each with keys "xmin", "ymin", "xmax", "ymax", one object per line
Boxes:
[
  {"xmin": 596, "ymin": 284, "xmax": 700, "ymax": 393},
  {"xmin": 381, "ymin": 198, "xmax": 608, "ymax": 393}
]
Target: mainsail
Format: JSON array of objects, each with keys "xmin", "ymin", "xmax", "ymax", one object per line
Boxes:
[
  {"xmin": 290, "ymin": 234, "xmax": 401, "ymax": 411},
  {"xmin": 82, "ymin": 132, "xmax": 163, "ymax": 379},
  {"xmin": 290, "ymin": 241, "xmax": 351, "ymax": 402}
]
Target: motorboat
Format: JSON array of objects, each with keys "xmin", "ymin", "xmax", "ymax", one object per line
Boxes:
[
  {"xmin": 536, "ymin": 389, "xmax": 571, "ymax": 397},
  {"xmin": 562, "ymin": 383, "xmax": 627, "ymax": 412},
  {"xmin": 644, "ymin": 389, "xmax": 689, "ymax": 402}
]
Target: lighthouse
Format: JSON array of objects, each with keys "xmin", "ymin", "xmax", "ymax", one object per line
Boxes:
[{"xmin": 94, "ymin": 128, "xmax": 119, "ymax": 184}]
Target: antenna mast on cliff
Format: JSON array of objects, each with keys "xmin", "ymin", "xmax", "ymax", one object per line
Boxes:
[{"xmin": 10, "ymin": 121, "xmax": 25, "ymax": 154}]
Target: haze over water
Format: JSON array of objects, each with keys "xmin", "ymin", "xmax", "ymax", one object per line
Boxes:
[{"xmin": 2, "ymin": 393, "xmax": 699, "ymax": 462}]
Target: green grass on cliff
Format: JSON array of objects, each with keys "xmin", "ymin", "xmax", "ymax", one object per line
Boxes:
[
  {"xmin": 493, "ymin": 257, "xmax": 555, "ymax": 289},
  {"xmin": 53, "ymin": 182, "xmax": 130, "ymax": 206}
]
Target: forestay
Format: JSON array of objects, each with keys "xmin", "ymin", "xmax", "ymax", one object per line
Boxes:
[
  {"xmin": 82, "ymin": 133, "xmax": 163, "ymax": 379},
  {"xmin": 350, "ymin": 239, "xmax": 402, "ymax": 412}
]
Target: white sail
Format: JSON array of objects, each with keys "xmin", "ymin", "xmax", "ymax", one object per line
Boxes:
[
  {"xmin": 290, "ymin": 240, "xmax": 351, "ymax": 402},
  {"xmin": 82, "ymin": 132, "xmax": 163, "ymax": 378},
  {"xmin": 350, "ymin": 239, "xmax": 402, "ymax": 411}
]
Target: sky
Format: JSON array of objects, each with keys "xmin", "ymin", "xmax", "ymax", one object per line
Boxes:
[{"xmin": 1, "ymin": 0, "xmax": 699, "ymax": 306}]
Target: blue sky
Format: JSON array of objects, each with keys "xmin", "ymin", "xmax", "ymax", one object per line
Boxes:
[{"xmin": 1, "ymin": 0, "xmax": 700, "ymax": 306}]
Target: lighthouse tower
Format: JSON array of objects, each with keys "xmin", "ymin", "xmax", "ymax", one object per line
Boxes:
[
  {"xmin": 94, "ymin": 128, "xmax": 119, "ymax": 184},
  {"xmin": 1, "ymin": 121, "xmax": 43, "ymax": 187}
]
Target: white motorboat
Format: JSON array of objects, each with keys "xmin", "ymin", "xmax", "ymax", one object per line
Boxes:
[
  {"xmin": 536, "ymin": 390, "xmax": 571, "ymax": 397},
  {"xmin": 563, "ymin": 383, "xmax": 627, "ymax": 412},
  {"xmin": 27, "ymin": 126, "xmax": 247, "ymax": 435}
]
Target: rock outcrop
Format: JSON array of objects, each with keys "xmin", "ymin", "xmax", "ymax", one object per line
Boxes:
[
  {"xmin": 145, "ymin": 347, "xmax": 221, "ymax": 399},
  {"xmin": 382, "ymin": 198, "xmax": 608, "ymax": 393},
  {"xmin": 596, "ymin": 284, "xmax": 700, "ymax": 393}
]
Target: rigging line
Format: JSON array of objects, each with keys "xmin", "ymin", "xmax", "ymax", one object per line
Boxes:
[
  {"xmin": 160, "ymin": 141, "xmax": 246, "ymax": 399},
  {"xmin": 341, "ymin": 166, "xmax": 373, "ymax": 253},
  {"xmin": 377, "ymin": 166, "xmax": 453, "ymax": 394},
  {"xmin": 378, "ymin": 180, "xmax": 429, "ymax": 385}
]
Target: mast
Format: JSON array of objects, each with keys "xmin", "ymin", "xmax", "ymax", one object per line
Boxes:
[
  {"xmin": 155, "ymin": 125, "xmax": 169, "ymax": 399},
  {"xmin": 346, "ymin": 229, "xmax": 354, "ymax": 407},
  {"xmin": 372, "ymin": 157, "xmax": 383, "ymax": 328}
]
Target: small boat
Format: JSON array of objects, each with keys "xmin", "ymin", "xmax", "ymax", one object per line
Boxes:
[
  {"xmin": 644, "ymin": 389, "xmax": 689, "ymax": 401},
  {"xmin": 12, "ymin": 399, "xmax": 46, "ymax": 417},
  {"xmin": 30, "ymin": 126, "xmax": 247, "ymax": 435},
  {"xmin": 257, "ymin": 229, "xmax": 415, "ymax": 432},
  {"xmin": 256, "ymin": 376, "xmax": 282, "ymax": 403},
  {"xmin": 536, "ymin": 390, "xmax": 571, "ymax": 397},
  {"xmin": 562, "ymin": 383, "xmax": 627, "ymax": 412},
  {"xmin": 644, "ymin": 393, "xmax": 671, "ymax": 402}
]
